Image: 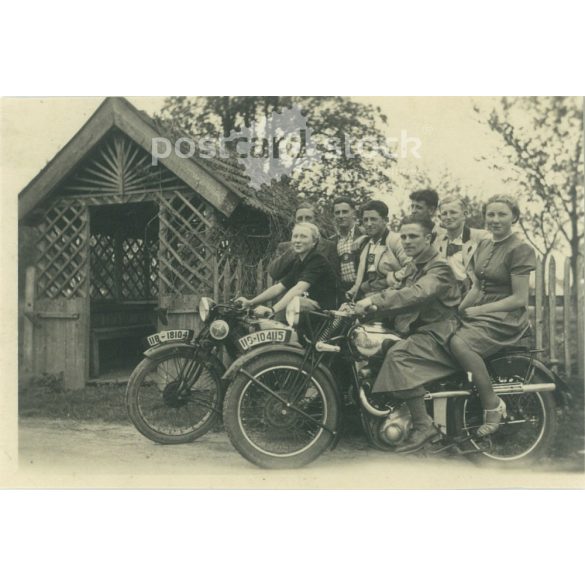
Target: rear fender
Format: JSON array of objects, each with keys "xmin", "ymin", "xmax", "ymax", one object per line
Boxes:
[{"xmin": 487, "ymin": 353, "xmax": 571, "ymax": 409}]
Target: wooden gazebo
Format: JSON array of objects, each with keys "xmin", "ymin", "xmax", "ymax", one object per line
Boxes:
[{"xmin": 19, "ymin": 97, "xmax": 288, "ymax": 388}]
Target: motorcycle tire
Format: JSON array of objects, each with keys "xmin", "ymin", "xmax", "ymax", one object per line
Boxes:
[
  {"xmin": 452, "ymin": 371, "xmax": 557, "ymax": 466},
  {"xmin": 126, "ymin": 347, "xmax": 224, "ymax": 444},
  {"xmin": 223, "ymin": 352, "xmax": 339, "ymax": 469}
]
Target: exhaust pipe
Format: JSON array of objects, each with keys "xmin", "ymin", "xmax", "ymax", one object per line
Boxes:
[
  {"xmin": 359, "ymin": 386, "xmax": 390, "ymax": 417},
  {"xmin": 359, "ymin": 382, "xmax": 555, "ymax": 415},
  {"xmin": 428, "ymin": 382, "xmax": 555, "ymax": 400}
]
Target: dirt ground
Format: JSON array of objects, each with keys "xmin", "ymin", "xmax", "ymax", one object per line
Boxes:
[{"xmin": 15, "ymin": 418, "xmax": 584, "ymax": 489}]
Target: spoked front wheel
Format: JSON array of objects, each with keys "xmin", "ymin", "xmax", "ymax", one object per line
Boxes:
[
  {"xmin": 223, "ymin": 353, "xmax": 339, "ymax": 469},
  {"xmin": 126, "ymin": 347, "xmax": 224, "ymax": 444}
]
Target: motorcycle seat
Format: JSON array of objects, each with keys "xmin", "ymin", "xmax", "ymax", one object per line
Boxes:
[{"xmin": 487, "ymin": 331, "xmax": 535, "ymax": 360}]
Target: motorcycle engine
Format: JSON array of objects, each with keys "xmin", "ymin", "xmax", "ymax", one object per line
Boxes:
[
  {"xmin": 378, "ymin": 403, "xmax": 413, "ymax": 446},
  {"xmin": 350, "ymin": 322, "xmax": 402, "ymax": 358}
]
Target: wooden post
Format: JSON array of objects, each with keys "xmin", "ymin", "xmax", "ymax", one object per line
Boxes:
[
  {"xmin": 256, "ymin": 259, "xmax": 264, "ymax": 296},
  {"xmin": 113, "ymin": 227, "xmax": 123, "ymax": 301},
  {"xmin": 235, "ymin": 259, "xmax": 243, "ymax": 298},
  {"xmin": 563, "ymin": 257, "xmax": 572, "ymax": 377},
  {"xmin": 534, "ymin": 256, "xmax": 544, "ymax": 351},
  {"xmin": 577, "ymin": 254, "xmax": 585, "ymax": 379},
  {"xmin": 547, "ymin": 256, "xmax": 557, "ymax": 372},
  {"xmin": 212, "ymin": 255, "xmax": 220, "ymax": 301},
  {"xmin": 23, "ymin": 266, "xmax": 36, "ymax": 374}
]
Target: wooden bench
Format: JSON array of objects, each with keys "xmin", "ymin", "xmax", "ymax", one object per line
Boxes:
[
  {"xmin": 90, "ymin": 324, "xmax": 155, "ymax": 378},
  {"xmin": 90, "ymin": 302, "xmax": 157, "ymax": 378}
]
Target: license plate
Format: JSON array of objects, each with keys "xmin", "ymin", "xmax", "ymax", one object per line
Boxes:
[
  {"xmin": 147, "ymin": 329, "xmax": 193, "ymax": 347},
  {"xmin": 238, "ymin": 329, "xmax": 291, "ymax": 351}
]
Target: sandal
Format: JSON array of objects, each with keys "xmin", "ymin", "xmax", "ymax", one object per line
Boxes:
[{"xmin": 476, "ymin": 398, "xmax": 507, "ymax": 438}]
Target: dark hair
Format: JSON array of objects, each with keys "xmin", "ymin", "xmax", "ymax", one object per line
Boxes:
[
  {"xmin": 360, "ymin": 200, "xmax": 389, "ymax": 219},
  {"xmin": 400, "ymin": 215, "xmax": 435, "ymax": 235},
  {"xmin": 333, "ymin": 196, "xmax": 357, "ymax": 209},
  {"xmin": 409, "ymin": 189, "xmax": 439, "ymax": 211},
  {"xmin": 482, "ymin": 195, "xmax": 520, "ymax": 223},
  {"xmin": 296, "ymin": 202, "xmax": 315, "ymax": 213}
]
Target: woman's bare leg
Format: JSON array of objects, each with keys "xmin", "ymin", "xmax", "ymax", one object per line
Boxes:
[{"xmin": 449, "ymin": 336, "xmax": 499, "ymax": 410}]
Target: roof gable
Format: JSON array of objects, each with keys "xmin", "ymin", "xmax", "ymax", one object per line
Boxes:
[{"xmin": 18, "ymin": 97, "xmax": 244, "ymax": 221}]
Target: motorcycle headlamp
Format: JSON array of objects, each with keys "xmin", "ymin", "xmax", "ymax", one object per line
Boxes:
[
  {"xmin": 285, "ymin": 296, "xmax": 301, "ymax": 327},
  {"xmin": 199, "ymin": 297, "xmax": 215, "ymax": 323},
  {"xmin": 209, "ymin": 319, "xmax": 230, "ymax": 340}
]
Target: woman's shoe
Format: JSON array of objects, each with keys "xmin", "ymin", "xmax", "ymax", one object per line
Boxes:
[{"xmin": 476, "ymin": 398, "xmax": 507, "ymax": 438}]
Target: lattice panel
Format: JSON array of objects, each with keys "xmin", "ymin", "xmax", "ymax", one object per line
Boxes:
[
  {"xmin": 158, "ymin": 191, "xmax": 218, "ymax": 295},
  {"xmin": 63, "ymin": 132, "xmax": 185, "ymax": 199},
  {"xmin": 90, "ymin": 234, "xmax": 115, "ymax": 299},
  {"xmin": 36, "ymin": 202, "xmax": 88, "ymax": 299},
  {"xmin": 90, "ymin": 234, "xmax": 158, "ymax": 300}
]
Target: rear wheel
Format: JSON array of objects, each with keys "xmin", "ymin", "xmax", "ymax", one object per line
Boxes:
[
  {"xmin": 453, "ymin": 372, "xmax": 557, "ymax": 465},
  {"xmin": 223, "ymin": 353, "xmax": 339, "ymax": 469},
  {"xmin": 126, "ymin": 348, "xmax": 224, "ymax": 444}
]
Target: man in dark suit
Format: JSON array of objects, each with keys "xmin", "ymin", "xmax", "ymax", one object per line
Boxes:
[{"xmin": 268, "ymin": 203, "xmax": 340, "ymax": 283}]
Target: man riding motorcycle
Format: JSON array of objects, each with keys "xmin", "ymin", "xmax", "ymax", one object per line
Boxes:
[{"xmin": 355, "ymin": 215, "xmax": 461, "ymax": 453}]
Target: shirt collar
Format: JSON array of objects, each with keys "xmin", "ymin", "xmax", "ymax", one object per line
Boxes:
[
  {"xmin": 298, "ymin": 243, "xmax": 319, "ymax": 263},
  {"xmin": 370, "ymin": 227, "xmax": 389, "ymax": 245},
  {"xmin": 412, "ymin": 245, "xmax": 439, "ymax": 265},
  {"xmin": 338, "ymin": 224, "xmax": 356, "ymax": 241}
]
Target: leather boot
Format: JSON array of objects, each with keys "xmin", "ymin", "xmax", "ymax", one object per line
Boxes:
[
  {"xmin": 395, "ymin": 396, "xmax": 439, "ymax": 454},
  {"xmin": 395, "ymin": 423, "xmax": 440, "ymax": 453}
]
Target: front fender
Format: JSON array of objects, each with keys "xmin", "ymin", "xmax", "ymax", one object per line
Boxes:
[
  {"xmin": 222, "ymin": 343, "xmax": 305, "ymax": 383},
  {"xmin": 143, "ymin": 342, "xmax": 196, "ymax": 360}
]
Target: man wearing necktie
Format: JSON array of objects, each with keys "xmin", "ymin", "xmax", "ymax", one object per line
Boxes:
[{"xmin": 436, "ymin": 196, "xmax": 490, "ymax": 294}]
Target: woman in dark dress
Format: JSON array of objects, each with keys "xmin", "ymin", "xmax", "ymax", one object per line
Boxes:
[
  {"xmin": 449, "ymin": 195, "xmax": 536, "ymax": 437},
  {"xmin": 237, "ymin": 222, "xmax": 339, "ymax": 318}
]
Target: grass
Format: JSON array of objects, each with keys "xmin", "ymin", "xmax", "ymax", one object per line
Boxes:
[{"xmin": 19, "ymin": 373, "xmax": 129, "ymax": 424}]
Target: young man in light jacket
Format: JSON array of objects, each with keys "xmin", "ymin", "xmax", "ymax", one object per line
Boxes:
[
  {"xmin": 436, "ymin": 195, "xmax": 490, "ymax": 293},
  {"xmin": 347, "ymin": 200, "xmax": 409, "ymax": 300}
]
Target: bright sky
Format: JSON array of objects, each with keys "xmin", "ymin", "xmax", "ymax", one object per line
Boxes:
[{"xmin": 1, "ymin": 96, "xmax": 509, "ymax": 205}]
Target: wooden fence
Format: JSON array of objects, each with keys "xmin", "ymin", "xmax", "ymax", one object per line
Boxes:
[
  {"xmin": 530, "ymin": 254, "xmax": 584, "ymax": 378},
  {"xmin": 219, "ymin": 254, "xmax": 585, "ymax": 379}
]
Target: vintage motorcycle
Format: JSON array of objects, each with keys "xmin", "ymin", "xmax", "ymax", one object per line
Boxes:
[
  {"xmin": 221, "ymin": 298, "xmax": 568, "ymax": 469},
  {"xmin": 126, "ymin": 297, "xmax": 294, "ymax": 444}
]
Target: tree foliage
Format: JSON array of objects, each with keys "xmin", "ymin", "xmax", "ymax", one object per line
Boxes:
[
  {"xmin": 480, "ymin": 97, "xmax": 583, "ymax": 268},
  {"xmin": 156, "ymin": 96, "xmax": 396, "ymax": 235}
]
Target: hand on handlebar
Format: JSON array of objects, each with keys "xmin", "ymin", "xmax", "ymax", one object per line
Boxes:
[
  {"xmin": 253, "ymin": 305, "xmax": 274, "ymax": 318},
  {"xmin": 354, "ymin": 300, "xmax": 378, "ymax": 318},
  {"xmin": 234, "ymin": 297, "xmax": 252, "ymax": 309}
]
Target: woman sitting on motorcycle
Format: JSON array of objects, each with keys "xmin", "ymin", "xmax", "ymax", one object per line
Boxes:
[
  {"xmin": 449, "ymin": 195, "xmax": 536, "ymax": 437},
  {"xmin": 237, "ymin": 222, "xmax": 340, "ymax": 319}
]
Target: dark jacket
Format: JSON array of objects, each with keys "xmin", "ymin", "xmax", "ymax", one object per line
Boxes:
[
  {"xmin": 268, "ymin": 239, "xmax": 341, "ymax": 283},
  {"xmin": 368, "ymin": 246, "xmax": 461, "ymax": 335}
]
